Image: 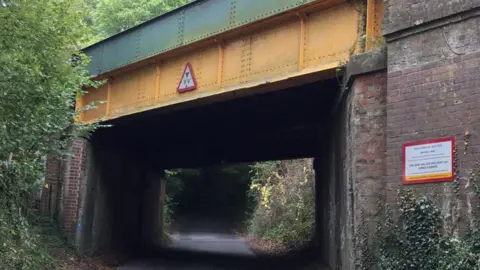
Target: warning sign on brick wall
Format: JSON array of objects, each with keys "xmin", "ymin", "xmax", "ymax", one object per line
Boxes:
[{"xmin": 403, "ymin": 137, "xmax": 455, "ymax": 185}]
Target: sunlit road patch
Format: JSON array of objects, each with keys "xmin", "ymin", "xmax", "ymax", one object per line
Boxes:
[{"xmin": 167, "ymin": 233, "xmax": 254, "ymax": 255}]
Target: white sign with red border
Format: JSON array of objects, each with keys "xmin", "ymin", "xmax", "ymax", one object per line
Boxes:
[
  {"xmin": 177, "ymin": 63, "xmax": 197, "ymax": 93},
  {"xmin": 402, "ymin": 137, "xmax": 455, "ymax": 185}
]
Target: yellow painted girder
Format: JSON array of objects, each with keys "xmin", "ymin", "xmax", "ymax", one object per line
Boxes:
[
  {"xmin": 366, "ymin": 0, "xmax": 385, "ymax": 50},
  {"xmin": 78, "ymin": 1, "xmax": 383, "ymax": 124}
]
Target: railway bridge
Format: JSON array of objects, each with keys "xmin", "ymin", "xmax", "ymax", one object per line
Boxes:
[{"xmin": 40, "ymin": 0, "xmax": 480, "ymax": 268}]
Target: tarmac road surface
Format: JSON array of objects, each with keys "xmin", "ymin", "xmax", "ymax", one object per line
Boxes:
[{"xmin": 118, "ymin": 217, "xmax": 255, "ymax": 269}]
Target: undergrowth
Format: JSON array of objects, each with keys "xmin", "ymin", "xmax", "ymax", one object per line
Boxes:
[
  {"xmin": 247, "ymin": 159, "xmax": 315, "ymax": 252},
  {"xmin": 163, "ymin": 169, "xmax": 185, "ymax": 238},
  {"xmin": 0, "ymin": 164, "xmax": 56, "ymax": 269}
]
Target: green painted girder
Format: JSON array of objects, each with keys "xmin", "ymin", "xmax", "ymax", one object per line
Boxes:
[{"xmin": 83, "ymin": 0, "xmax": 317, "ymax": 77}]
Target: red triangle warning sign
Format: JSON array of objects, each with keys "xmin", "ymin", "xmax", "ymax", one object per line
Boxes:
[{"xmin": 177, "ymin": 63, "xmax": 197, "ymax": 93}]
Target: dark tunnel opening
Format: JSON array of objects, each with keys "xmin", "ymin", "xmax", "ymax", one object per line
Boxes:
[
  {"xmin": 87, "ymin": 77, "xmax": 342, "ymax": 269},
  {"xmin": 168, "ymin": 164, "xmax": 252, "ymax": 232},
  {"xmin": 93, "ymin": 77, "xmax": 339, "ymax": 168}
]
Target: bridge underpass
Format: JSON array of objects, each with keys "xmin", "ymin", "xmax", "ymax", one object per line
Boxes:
[{"xmin": 77, "ymin": 76, "xmax": 349, "ymax": 268}]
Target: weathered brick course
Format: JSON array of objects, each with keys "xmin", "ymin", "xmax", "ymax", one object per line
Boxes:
[
  {"xmin": 351, "ymin": 72, "xmax": 387, "ymax": 200},
  {"xmin": 60, "ymin": 138, "xmax": 87, "ymax": 236},
  {"xmin": 388, "ymin": 16, "xmax": 480, "ymax": 72},
  {"xmin": 40, "ymin": 156, "xmax": 61, "ymax": 214},
  {"xmin": 383, "ymin": 0, "xmax": 480, "ymax": 36},
  {"xmin": 342, "ymin": 71, "xmax": 387, "ymax": 267},
  {"xmin": 42, "ymin": 138, "xmax": 88, "ymax": 240}
]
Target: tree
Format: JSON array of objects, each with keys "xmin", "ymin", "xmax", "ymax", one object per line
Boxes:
[
  {"xmin": 92, "ymin": 0, "xmax": 191, "ymax": 38},
  {"xmin": 0, "ymin": 0, "xmax": 95, "ymax": 268}
]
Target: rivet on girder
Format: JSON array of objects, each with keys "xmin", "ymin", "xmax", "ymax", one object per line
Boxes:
[
  {"xmin": 177, "ymin": 10, "xmax": 186, "ymax": 45},
  {"xmin": 229, "ymin": 0, "xmax": 237, "ymax": 27}
]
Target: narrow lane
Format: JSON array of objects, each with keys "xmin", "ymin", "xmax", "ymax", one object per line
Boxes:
[
  {"xmin": 117, "ymin": 248, "xmax": 329, "ymax": 270},
  {"xmin": 118, "ymin": 217, "xmax": 255, "ymax": 269},
  {"xmin": 117, "ymin": 244, "xmax": 255, "ymax": 270},
  {"xmin": 167, "ymin": 233, "xmax": 254, "ymax": 255}
]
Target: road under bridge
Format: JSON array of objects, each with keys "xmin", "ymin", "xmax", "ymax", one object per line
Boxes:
[{"xmin": 41, "ymin": 0, "xmax": 480, "ymax": 268}]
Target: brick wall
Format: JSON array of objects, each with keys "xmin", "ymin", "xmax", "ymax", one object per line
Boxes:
[
  {"xmin": 388, "ymin": 16, "xmax": 480, "ymax": 72},
  {"xmin": 383, "ymin": 0, "xmax": 479, "ymax": 35},
  {"xmin": 314, "ymin": 66, "xmax": 387, "ymax": 268},
  {"xmin": 60, "ymin": 138, "xmax": 88, "ymax": 236},
  {"xmin": 347, "ymin": 71, "xmax": 387, "ymax": 263},
  {"xmin": 386, "ymin": 15, "xmax": 480, "ymax": 233},
  {"xmin": 40, "ymin": 155, "xmax": 61, "ymax": 215},
  {"xmin": 41, "ymin": 138, "xmax": 88, "ymax": 240},
  {"xmin": 350, "ymin": 71, "xmax": 387, "ymax": 211}
]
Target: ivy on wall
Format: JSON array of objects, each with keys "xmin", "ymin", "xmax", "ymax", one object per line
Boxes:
[{"xmin": 361, "ymin": 189, "xmax": 480, "ymax": 270}]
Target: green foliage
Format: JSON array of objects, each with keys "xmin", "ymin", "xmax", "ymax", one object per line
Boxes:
[
  {"xmin": 163, "ymin": 195, "xmax": 176, "ymax": 238},
  {"xmin": 247, "ymin": 159, "xmax": 315, "ymax": 251},
  {"xmin": 0, "ymin": 0, "xmax": 97, "ymax": 268},
  {"xmin": 163, "ymin": 169, "xmax": 185, "ymax": 235},
  {"xmin": 163, "ymin": 164, "xmax": 253, "ymax": 235},
  {"xmin": 1, "ymin": 0, "xmax": 97, "ymax": 164},
  {"xmin": 364, "ymin": 189, "xmax": 480, "ymax": 270},
  {"xmin": 90, "ymin": 0, "xmax": 191, "ymax": 39},
  {"xmin": 0, "ymin": 165, "xmax": 55, "ymax": 269},
  {"xmin": 170, "ymin": 164, "xmax": 251, "ymax": 219}
]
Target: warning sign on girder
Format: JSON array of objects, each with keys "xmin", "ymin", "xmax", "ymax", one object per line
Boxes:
[{"xmin": 177, "ymin": 63, "xmax": 197, "ymax": 93}]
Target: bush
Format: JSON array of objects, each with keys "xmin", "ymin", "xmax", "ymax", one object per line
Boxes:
[
  {"xmin": 247, "ymin": 159, "xmax": 315, "ymax": 251},
  {"xmin": 0, "ymin": 1, "xmax": 97, "ymax": 268},
  {"xmin": 364, "ymin": 189, "xmax": 480, "ymax": 270},
  {"xmin": 0, "ymin": 164, "xmax": 55, "ymax": 269},
  {"xmin": 163, "ymin": 169, "xmax": 185, "ymax": 236}
]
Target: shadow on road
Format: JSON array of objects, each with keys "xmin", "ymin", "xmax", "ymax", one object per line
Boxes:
[
  {"xmin": 117, "ymin": 246, "xmax": 328, "ymax": 270},
  {"xmin": 118, "ymin": 218, "xmax": 327, "ymax": 270}
]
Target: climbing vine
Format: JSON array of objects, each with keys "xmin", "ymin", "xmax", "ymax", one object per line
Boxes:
[{"xmin": 361, "ymin": 189, "xmax": 480, "ymax": 270}]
